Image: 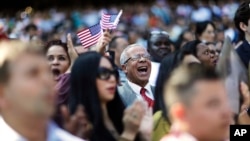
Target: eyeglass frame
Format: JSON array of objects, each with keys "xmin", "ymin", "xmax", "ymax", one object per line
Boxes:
[
  {"xmin": 97, "ymin": 67, "xmax": 119, "ymax": 81},
  {"xmin": 123, "ymin": 54, "xmax": 151, "ymax": 64}
]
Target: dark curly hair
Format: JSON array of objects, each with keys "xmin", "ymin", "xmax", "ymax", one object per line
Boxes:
[{"xmin": 44, "ymin": 39, "xmax": 70, "ymax": 62}]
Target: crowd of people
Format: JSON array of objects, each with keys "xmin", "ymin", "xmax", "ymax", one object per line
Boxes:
[{"xmin": 1, "ymin": 0, "xmax": 250, "ymax": 141}]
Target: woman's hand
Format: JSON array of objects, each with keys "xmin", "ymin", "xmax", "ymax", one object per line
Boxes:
[
  {"xmin": 93, "ymin": 30, "xmax": 112, "ymax": 55},
  {"xmin": 237, "ymin": 82, "xmax": 250, "ymax": 124},
  {"xmin": 120, "ymin": 100, "xmax": 146, "ymax": 141},
  {"xmin": 66, "ymin": 33, "xmax": 78, "ymax": 73},
  {"xmin": 61, "ymin": 105, "xmax": 92, "ymax": 139}
]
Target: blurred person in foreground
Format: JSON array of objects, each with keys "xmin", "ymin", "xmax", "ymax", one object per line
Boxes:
[
  {"xmin": 161, "ymin": 63, "xmax": 232, "ymax": 141},
  {"xmin": 234, "ymin": 0, "xmax": 250, "ymax": 68},
  {"xmin": 152, "ymin": 50, "xmax": 200, "ymax": 141},
  {"xmin": 147, "ymin": 30, "xmax": 172, "ymax": 86},
  {"xmin": 119, "ymin": 44, "xmax": 154, "ymax": 107},
  {"xmin": 0, "ymin": 40, "xmax": 83, "ymax": 141}
]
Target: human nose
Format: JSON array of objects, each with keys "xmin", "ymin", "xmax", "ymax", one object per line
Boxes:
[
  {"xmin": 210, "ymin": 53, "xmax": 215, "ymax": 58},
  {"xmin": 138, "ymin": 56, "xmax": 147, "ymax": 62},
  {"xmin": 52, "ymin": 58, "xmax": 59, "ymax": 65}
]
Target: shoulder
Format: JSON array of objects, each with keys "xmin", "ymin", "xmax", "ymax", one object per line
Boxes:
[
  {"xmin": 56, "ymin": 73, "xmax": 71, "ymax": 88},
  {"xmin": 153, "ymin": 111, "xmax": 163, "ymax": 121},
  {"xmin": 150, "ymin": 85, "xmax": 155, "ymax": 92},
  {"xmin": 118, "ymin": 82, "xmax": 130, "ymax": 93}
]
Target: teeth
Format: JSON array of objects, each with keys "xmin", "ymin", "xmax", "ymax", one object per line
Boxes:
[{"xmin": 138, "ymin": 66, "xmax": 147, "ymax": 69}]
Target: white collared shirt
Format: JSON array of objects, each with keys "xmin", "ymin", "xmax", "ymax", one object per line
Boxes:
[
  {"xmin": 0, "ymin": 116, "xmax": 84, "ymax": 141},
  {"xmin": 127, "ymin": 80, "xmax": 154, "ymax": 100},
  {"xmin": 160, "ymin": 132, "xmax": 198, "ymax": 141},
  {"xmin": 149, "ymin": 61, "xmax": 160, "ymax": 86}
]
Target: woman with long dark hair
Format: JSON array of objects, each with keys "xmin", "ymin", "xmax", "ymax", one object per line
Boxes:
[{"xmin": 69, "ymin": 51, "xmax": 145, "ymax": 141}]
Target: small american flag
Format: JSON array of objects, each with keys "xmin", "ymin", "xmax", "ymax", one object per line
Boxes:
[
  {"xmin": 77, "ymin": 23, "xmax": 102, "ymax": 48},
  {"xmin": 100, "ymin": 10, "xmax": 123, "ymax": 30}
]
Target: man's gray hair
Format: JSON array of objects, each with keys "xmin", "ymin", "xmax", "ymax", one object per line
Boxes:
[{"xmin": 120, "ymin": 44, "xmax": 144, "ymax": 65}]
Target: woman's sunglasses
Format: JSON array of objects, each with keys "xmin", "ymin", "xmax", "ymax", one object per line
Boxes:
[{"xmin": 97, "ymin": 67, "xmax": 119, "ymax": 81}]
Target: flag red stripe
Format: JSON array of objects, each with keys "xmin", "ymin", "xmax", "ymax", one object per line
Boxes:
[{"xmin": 79, "ymin": 32, "xmax": 101, "ymax": 48}]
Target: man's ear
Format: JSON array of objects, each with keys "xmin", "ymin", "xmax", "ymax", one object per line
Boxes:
[
  {"xmin": 170, "ymin": 103, "xmax": 186, "ymax": 120},
  {"xmin": 240, "ymin": 22, "xmax": 248, "ymax": 32},
  {"xmin": 121, "ymin": 64, "xmax": 127, "ymax": 74}
]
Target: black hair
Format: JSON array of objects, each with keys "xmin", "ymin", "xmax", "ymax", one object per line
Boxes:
[
  {"xmin": 24, "ymin": 23, "xmax": 37, "ymax": 32},
  {"xmin": 174, "ymin": 30, "xmax": 193, "ymax": 50},
  {"xmin": 44, "ymin": 39, "xmax": 70, "ymax": 63},
  {"xmin": 234, "ymin": 1, "xmax": 250, "ymax": 41},
  {"xmin": 69, "ymin": 51, "xmax": 125, "ymax": 141},
  {"xmin": 195, "ymin": 21, "xmax": 216, "ymax": 39},
  {"xmin": 44, "ymin": 39, "xmax": 68, "ymax": 54},
  {"xmin": 181, "ymin": 39, "xmax": 202, "ymax": 57},
  {"xmin": 154, "ymin": 50, "xmax": 193, "ymax": 122}
]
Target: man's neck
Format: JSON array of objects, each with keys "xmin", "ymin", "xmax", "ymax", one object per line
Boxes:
[
  {"xmin": 128, "ymin": 79, "xmax": 148, "ymax": 88},
  {"xmin": 2, "ymin": 111, "xmax": 48, "ymax": 141}
]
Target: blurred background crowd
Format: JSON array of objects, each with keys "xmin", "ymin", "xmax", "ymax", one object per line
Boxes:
[{"xmin": 0, "ymin": 0, "xmax": 244, "ymax": 47}]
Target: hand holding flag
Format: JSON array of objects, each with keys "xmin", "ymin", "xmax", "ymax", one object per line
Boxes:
[
  {"xmin": 77, "ymin": 23, "xmax": 102, "ymax": 48},
  {"xmin": 77, "ymin": 10, "xmax": 122, "ymax": 48}
]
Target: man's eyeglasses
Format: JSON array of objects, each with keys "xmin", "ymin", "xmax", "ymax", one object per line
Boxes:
[
  {"xmin": 124, "ymin": 54, "xmax": 151, "ymax": 64},
  {"xmin": 97, "ymin": 67, "xmax": 119, "ymax": 81}
]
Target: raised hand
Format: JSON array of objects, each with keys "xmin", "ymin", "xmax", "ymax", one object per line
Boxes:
[
  {"xmin": 120, "ymin": 100, "xmax": 146, "ymax": 141},
  {"xmin": 237, "ymin": 82, "xmax": 250, "ymax": 124},
  {"xmin": 66, "ymin": 33, "xmax": 78, "ymax": 73},
  {"xmin": 61, "ymin": 105, "xmax": 92, "ymax": 139},
  {"xmin": 94, "ymin": 30, "xmax": 112, "ymax": 55}
]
